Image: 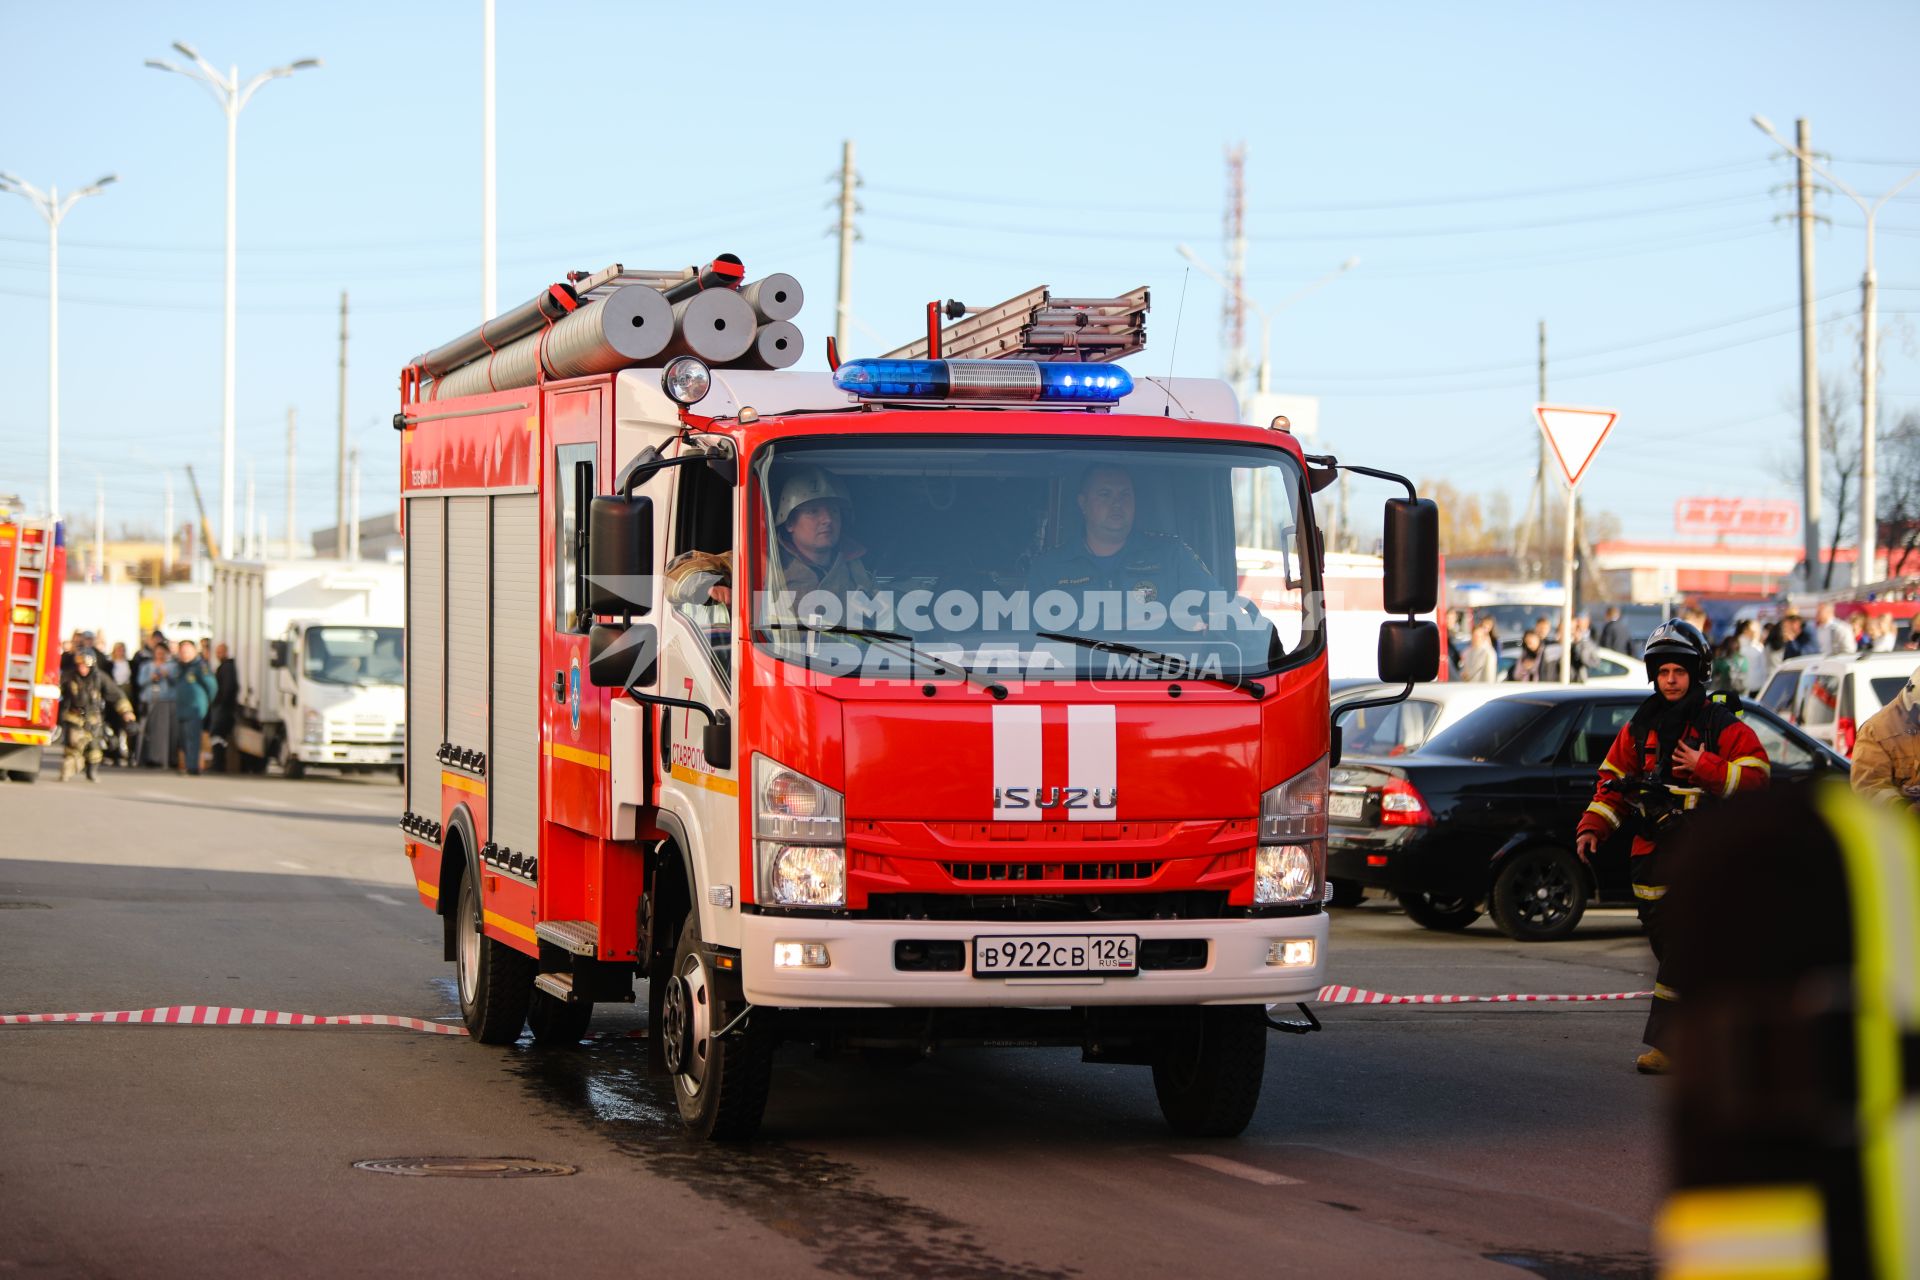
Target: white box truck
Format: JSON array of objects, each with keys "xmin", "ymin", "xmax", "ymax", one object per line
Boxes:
[{"xmin": 210, "ymin": 560, "xmax": 405, "ymax": 777}]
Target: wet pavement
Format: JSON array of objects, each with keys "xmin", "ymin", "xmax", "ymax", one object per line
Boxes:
[{"xmin": 2, "ymin": 757, "xmax": 1661, "ymax": 1277}]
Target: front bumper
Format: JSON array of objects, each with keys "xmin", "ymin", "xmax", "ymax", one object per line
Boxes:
[
  {"xmin": 738, "ymin": 911, "xmax": 1327, "ymax": 1008},
  {"xmin": 301, "ymin": 741, "xmax": 403, "ymax": 766}
]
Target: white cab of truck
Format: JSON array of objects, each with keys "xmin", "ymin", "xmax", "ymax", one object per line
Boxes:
[{"xmin": 210, "ymin": 560, "xmax": 406, "ymax": 777}]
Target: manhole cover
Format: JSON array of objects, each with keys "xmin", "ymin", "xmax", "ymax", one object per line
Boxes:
[{"xmin": 352, "ymin": 1156, "xmax": 577, "ymax": 1179}]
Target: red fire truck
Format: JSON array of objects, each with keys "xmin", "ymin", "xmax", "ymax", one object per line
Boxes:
[
  {"xmin": 396, "ymin": 265, "xmax": 1437, "ymax": 1138},
  {"xmin": 0, "ymin": 511, "xmax": 66, "ymax": 784}
]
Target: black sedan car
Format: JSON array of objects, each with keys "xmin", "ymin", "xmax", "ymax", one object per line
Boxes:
[{"xmin": 1326, "ymin": 687, "xmax": 1848, "ymax": 941}]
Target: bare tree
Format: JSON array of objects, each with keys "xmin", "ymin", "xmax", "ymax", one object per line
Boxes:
[
  {"xmin": 1775, "ymin": 377, "xmax": 1860, "ymax": 588},
  {"xmin": 1877, "ymin": 408, "xmax": 1920, "ymax": 575}
]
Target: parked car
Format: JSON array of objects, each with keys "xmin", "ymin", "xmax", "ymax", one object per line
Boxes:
[
  {"xmin": 1495, "ymin": 641, "xmax": 1639, "ymax": 686},
  {"xmin": 1756, "ymin": 655, "xmax": 1822, "ymax": 724},
  {"xmin": 1327, "ymin": 682, "xmax": 1537, "ymax": 907},
  {"xmin": 1325, "ymin": 687, "xmax": 1848, "ymax": 940},
  {"xmin": 1787, "ymin": 650, "xmax": 1919, "ymax": 756}
]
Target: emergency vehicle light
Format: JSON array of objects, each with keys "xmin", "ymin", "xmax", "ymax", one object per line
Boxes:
[{"xmin": 832, "ymin": 359, "xmax": 1133, "ymax": 405}]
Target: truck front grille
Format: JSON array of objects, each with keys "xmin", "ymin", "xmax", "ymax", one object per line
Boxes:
[{"xmin": 941, "ymin": 860, "xmax": 1163, "ymax": 884}]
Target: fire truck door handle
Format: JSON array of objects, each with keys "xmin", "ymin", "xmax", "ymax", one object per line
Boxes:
[{"xmin": 552, "ymin": 670, "xmax": 566, "ymax": 703}]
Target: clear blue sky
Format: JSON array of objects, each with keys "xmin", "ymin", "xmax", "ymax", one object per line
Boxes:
[{"xmin": 4, "ymin": 1, "xmax": 1917, "ymax": 551}]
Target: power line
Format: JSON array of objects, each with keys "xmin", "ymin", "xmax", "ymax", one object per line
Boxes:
[{"xmin": 865, "ymin": 157, "xmax": 1773, "ymax": 217}]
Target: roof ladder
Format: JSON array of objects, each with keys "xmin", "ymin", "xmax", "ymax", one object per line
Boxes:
[
  {"xmin": 4, "ymin": 526, "xmax": 50, "ymax": 720},
  {"xmin": 880, "ymin": 285, "xmax": 1150, "ymax": 364}
]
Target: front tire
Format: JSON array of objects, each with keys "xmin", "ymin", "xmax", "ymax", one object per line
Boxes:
[
  {"xmin": 1488, "ymin": 846, "xmax": 1588, "ymax": 941},
  {"xmin": 1152, "ymin": 1006, "xmax": 1268, "ymax": 1137},
  {"xmin": 661, "ymin": 911, "xmax": 772, "ymax": 1140},
  {"xmin": 1398, "ymin": 892, "xmax": 1482, "ymax": 931},
  {"xmin": 454, "ymin": 869, "xmax": 534, "ymax": 1043}
]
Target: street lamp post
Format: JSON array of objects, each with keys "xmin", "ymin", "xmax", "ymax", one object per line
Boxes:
[
  {"xmin": 147, "ymin": 41, "xmax": 320, "ymax": 563},
  {"xmin": 1752, "ymin": 116, "xmax": 1920, "ymax": 588},
  {"xmin": 0, "ymin": 171, "xmax": 117, "ymax": 526},
  {"xmin": 1176, "ymin": 246, "xmax": 1359, "ymax": 400}
]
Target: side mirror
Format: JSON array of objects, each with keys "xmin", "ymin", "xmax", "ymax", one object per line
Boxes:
[
  {"xmin": 1378, "ymin": 620, "xmax": 1441, "ymax": 684},
  {"xmin": 269, "ymin": 640, "xmax": 289, "ymax": 669},
  {"xmin": 701, "ymin": 713, "xmax": 733, "ymax": 770},
  {"xmin": 589, "ymin": 622, "xmax": 657, "ymax": 688},
  {"xmin": 587, "ymin": 494, "xmax": 653, "ymax": 617},
  {"xmin": 1382, "ymin": 497, "xmax": 1439, "ymax": 615}
]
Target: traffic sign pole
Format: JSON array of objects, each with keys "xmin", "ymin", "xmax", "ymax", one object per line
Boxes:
[{"xmin": 1533, "ymin": 405, "xmax": 1620, "ymax": 683}]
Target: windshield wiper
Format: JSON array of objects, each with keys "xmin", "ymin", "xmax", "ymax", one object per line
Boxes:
[
  {"xmin": 1036, "ymin": 631, "xmax": 1266, "ymax": 699},
  {"xmin": 787, "ymin": 622, "xmax": 1009, "ymax": 700}
]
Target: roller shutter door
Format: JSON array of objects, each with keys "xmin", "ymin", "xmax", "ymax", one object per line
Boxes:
[
  {"xmin": 490, "ymin": 494, "xmax": 541, "ymax": 859},
  {"xmin": 405, "ymin": 497, "xmax": 444, "ymax": 821},
  {"xmin": 444, "ymin": 498, "xmax": 490, "ymax": 786}
]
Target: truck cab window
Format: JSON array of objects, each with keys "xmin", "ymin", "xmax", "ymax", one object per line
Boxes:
[
  {"xmin": 554, "ymin": 444, "xmax": 597, "ymax": 633},
  {"xmin": 666, "ymin": 450, "xmax": 735, "ymax": 677}
]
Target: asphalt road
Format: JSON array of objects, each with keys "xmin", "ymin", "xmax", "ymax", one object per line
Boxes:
[{"xmin": 1, "ymin": 756, "xmax": 1665, "ymax": 1279}]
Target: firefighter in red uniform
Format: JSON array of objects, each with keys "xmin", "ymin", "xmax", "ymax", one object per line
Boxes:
[{"xmin": 1573, "ymin": 619, "xmax": 1769, "ymax": 1075}]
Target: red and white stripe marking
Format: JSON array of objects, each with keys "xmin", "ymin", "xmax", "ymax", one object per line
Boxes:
[
  {"xmin": 1314, "ymin": 985, "xmax": 1652, "ymax": 1005},
  {"xmin": 0, "ymin": 1006, "xmax": 469, "ymax": 1035}
]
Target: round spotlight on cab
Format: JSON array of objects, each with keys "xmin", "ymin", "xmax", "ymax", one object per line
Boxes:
[{"xmin": 662, "ymin": 356, "xmax": 712, "ymax": 407}]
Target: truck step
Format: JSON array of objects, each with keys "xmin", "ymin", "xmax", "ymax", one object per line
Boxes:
[
  {"xmin": 535, "ymin": 919, "xmax": 598, "ymax": 957},
  {"xmin": 533, "ymin": 972, "xmax": 579, "ymax": 1003}
]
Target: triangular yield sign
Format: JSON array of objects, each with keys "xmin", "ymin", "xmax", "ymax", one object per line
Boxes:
[{"xmin": 1533, "ymin": 404, "xmax": 1618, "ymax": 489}]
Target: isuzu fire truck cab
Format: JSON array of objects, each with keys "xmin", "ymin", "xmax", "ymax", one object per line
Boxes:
[{"xmin": 398, "ymin": 278, "xmax": 1437, "ymax": 1139}]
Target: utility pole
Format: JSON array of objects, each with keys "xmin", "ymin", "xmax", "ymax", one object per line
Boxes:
[
  {"xmin": 481, "ymin": 0, "xmax": 496, "ymax": 320},
  {"xmin": 1538, "ymin": 320, "xmax": 1553, "ymax": 576},
  {"xmin": 1221, "ymin": 144, "xmax": 1249, "ymax": 401},
  {"xmin": 347, "ymin": 449, "xmax": 361, "ymax": 561},
  {"xmin": 336, "ymin": 290, "xmax": 349, "ymax": 550},
  {"xmin": 833, "ymin": 140, "xmax": 858, "ymax": 357},
  {"xmin": 162, "ymin": 474, "xmax": 175, "ymax": 574},
  {"xmin": 1795, "ymin": 119, "xmax": 1822, "ymax": 587},
  {"xmin": 244, "ymin": 459, "xmax": 256, "ymax": 559},
  {"xmin": 93, "ymin": 479, "xmax": 105, "ymax": 582},
  {"xmin": 285, "ymin": 406, "xmax": 296, "ymax": 560}
]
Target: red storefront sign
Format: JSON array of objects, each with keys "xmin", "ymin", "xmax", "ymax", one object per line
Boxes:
[{"xmin": 1673, "ymin": 497, "xmax": 1800, "ymax": 537}]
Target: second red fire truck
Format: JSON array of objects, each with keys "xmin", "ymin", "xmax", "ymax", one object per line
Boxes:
[
  {"xmin": 396, "ymin": 263, "xmax": 1437, "ymax": 1138},
  {"xmin": 0, "ymin": 510, "xmax": 65, "ymax": 784}
]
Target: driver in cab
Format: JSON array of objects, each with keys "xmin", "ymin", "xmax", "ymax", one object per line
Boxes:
[
  {"xmin": 1026, "ymin": 464, "xmax": 1220, "ymax": 629},
  {"xmin": 772, "ymin": 464, "xmax": 876, "ymax": 599}
]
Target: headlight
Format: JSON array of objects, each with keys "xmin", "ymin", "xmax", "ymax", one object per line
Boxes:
[
  {"xmin": 302, "ymin": 709, "xmax": 325, "ymax": 745},
  {"xmin": 753, "ymin": 755, "xmax": 846, "ymax": 907},
  {"xmin": 1257, "ymin": 756, "xmax": 1326, "ymax": 905},
  {"xmin": 761, "ymin": 844, "xmax": 846, "ymax": 908}
]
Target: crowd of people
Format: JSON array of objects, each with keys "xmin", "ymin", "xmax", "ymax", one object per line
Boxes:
[
  {"xmin": 54, "ymin": 628, "xmax": 238, "ymax": 781},
  {"xmin": 1446, "ymin": 600, "xmax": 1920, "ymax": 692}
]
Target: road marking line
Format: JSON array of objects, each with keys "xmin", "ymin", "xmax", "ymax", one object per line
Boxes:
[
  {"xmin": 366, "ymin": 893, "xmax": 403, "ymax": 905},
  {"xmin": 276, "ymin": 860, "xmax": 309, "ymax": 870},
  {"xmin": 1171, "ymin": 1154, "xmax": 1303, "ymax": 1186}
]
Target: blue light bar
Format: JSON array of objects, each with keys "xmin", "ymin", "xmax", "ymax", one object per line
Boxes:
[{"xmin": 832, "ymin": 358, "xmax": 1133, "ymax": 405}]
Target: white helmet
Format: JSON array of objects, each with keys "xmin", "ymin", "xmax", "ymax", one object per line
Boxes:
[{"xmin": 774, "ymin": 464, "xmax": 851, "ymax": 526}]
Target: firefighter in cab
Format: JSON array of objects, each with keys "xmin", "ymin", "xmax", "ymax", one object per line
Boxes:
[
  {"xmin": 1653, "ymin": 779, "xmax": 1920, "ymax": 1279},
  {"xmin": 1573, "ymin": 619, "xmax": 1769, "ymax": 1074},
  {"xmin": 59, "ymin": 647, "xmax": 133, "ymax": 782}
]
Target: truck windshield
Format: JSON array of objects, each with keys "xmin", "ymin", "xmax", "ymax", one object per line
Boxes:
[
  {"xmin": 748, "ymin": 435, "xmax": 1321, "ymax": 683},
  {"xmin": 304, "ymin": 626, "xmax": 405, "ymax": 687}
]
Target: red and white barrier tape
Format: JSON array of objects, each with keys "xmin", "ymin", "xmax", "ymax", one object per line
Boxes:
[
  {"xmin": 1, "ymin": 990, "xmax": 1653, "ymax": 1034},
  {"xmin": 1314, "ymin": 985, "xmax": 1652, "ymax": 1005},
  {"xmin": 0, "ymin": 1006, "xmax": 468, "ymax": 1035}
]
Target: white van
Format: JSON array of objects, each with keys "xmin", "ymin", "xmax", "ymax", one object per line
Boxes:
[{"xmin": 1790, "ymin": 651, "xmax": 1920, "ymax": 755}]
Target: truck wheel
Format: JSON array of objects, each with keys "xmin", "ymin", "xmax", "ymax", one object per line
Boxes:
[
  {"xmin": 454, "ymin": 870, "xmax": 534, "ymax": 1043},
  {"xmin": 1152, "ymin": 1006, "xmax": 1267, "ymax": 1138},
  {"xmin": 283, "ymin": 756, "xmax": 306, "ymax": 780},
  {"xmin": 661, "ymin": 911, "xmax": 772, "ymax": 1140},
  {"xmin": 527, "ymin": 987, "xmax": 593, "ymax": 1045},
  {"xmin": 1488, "ymin": 846, "xmax": 1588, "ymax": 942},
  {"xmin": 1398, "ymin": 892, "xmax": 1482, "ymax": 931},
  {"xmin": 1327, "ymin": 878, "xmax": 1366, "ymax": 909},
  {"xmin": 6, "ymin": 769, "xmax": 37, "ymax": 784}
]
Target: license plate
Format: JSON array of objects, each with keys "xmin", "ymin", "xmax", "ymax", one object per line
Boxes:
[
  {"xmin": 973, "ymin": 934, "xmax": 1138, "ymax": 977},
  {"xmin": 347, "ymin": 747, "xmax": 391, "ymax": 763},
  {"xmin": 1329, "ymin": 792, "xmax": 1366, "ymax": 821}
]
